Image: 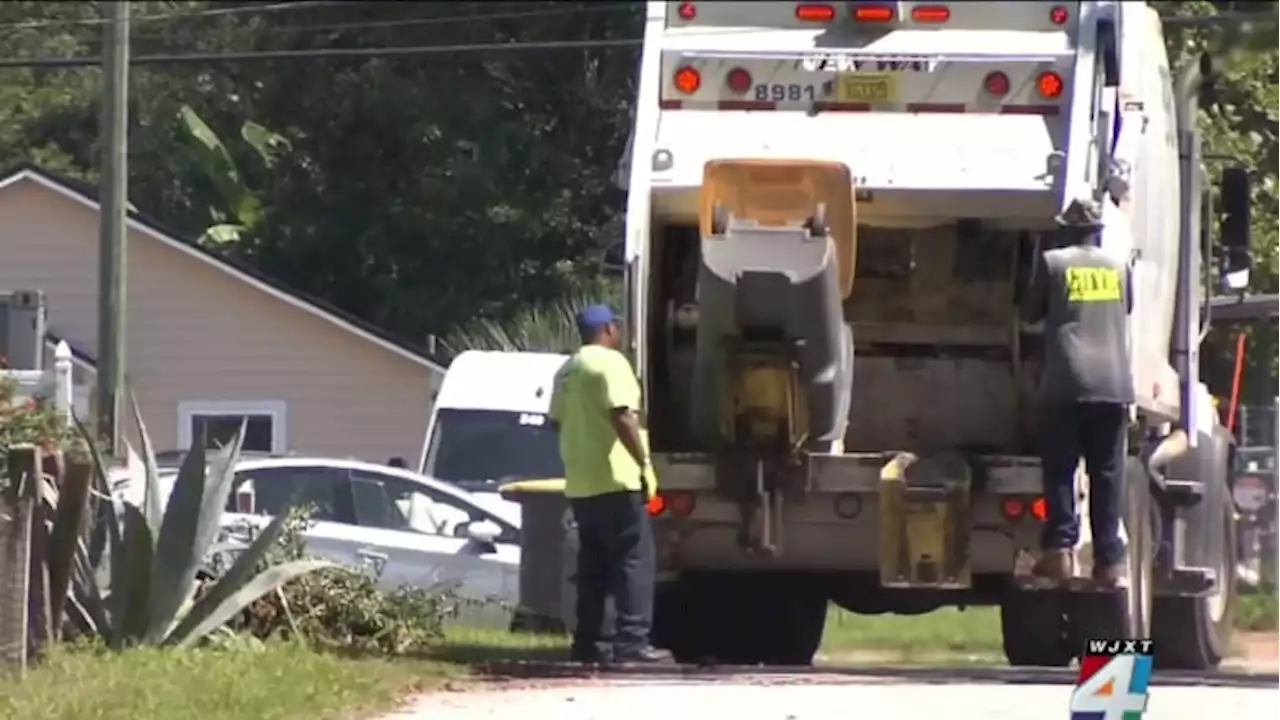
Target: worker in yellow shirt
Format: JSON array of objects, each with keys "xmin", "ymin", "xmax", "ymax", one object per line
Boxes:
[{"xmin": 549, "ymin": 304, "xmax": 669, "ymax": 665}]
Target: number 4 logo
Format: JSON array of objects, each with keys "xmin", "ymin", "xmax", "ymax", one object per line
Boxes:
[{"xmin": 1070, "ymin": 655, "xmax": 1151, "ymax": 720}]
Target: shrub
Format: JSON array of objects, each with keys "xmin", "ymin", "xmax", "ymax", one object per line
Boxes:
[
  {"xmin": 224, "ymin": 506, "xmax": 460, "ymax": 655},
  {"xmin": 0, "ymin": 375, "xmax": 74, "ymax": 480}
]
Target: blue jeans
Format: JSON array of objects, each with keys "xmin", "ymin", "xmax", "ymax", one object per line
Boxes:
[
  {"xmin": 1040, "ymin": 402, "xmax": 1127, "ymax": 567},
  {"xmin": 570, "ymin": 491, "xmax": 655, "ymax": 655}
]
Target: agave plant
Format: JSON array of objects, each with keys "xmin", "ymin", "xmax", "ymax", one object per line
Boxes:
[{"xmin": 52, "ymin": 393, "xmax": 332, "ymax": 648}]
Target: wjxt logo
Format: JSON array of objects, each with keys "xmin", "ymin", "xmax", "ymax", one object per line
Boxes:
[{"xmin": 1087, "ymin": 639, "xmax": 1154, "ymax": 655}]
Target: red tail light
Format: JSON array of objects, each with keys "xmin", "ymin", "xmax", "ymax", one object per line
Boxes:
[
  {"xmin": 726, "ymin": 67, "xmax": 753, "ymax": 94},
  {"xmin": 1001, "ymin": 496, "xmax": 1048, "ymax": 521},
  {"xmin": 1049, "ymin": 5, "xmax": 1069, "ymax": 25},
  {"xmin": 665, "ymin": 491, "xmax": 697, "ymax": 518},
  {"xmin": 853, "ymin": 3, "xmax": 896, "ymax": 22},
  {"xmin": 674, "ymin": 65, "xmax": 701, "ymax": 94},
  {"xmin": 1036, "ymin": 71, "xmax": 1064, "ymax": 99},
  {"xmin": 795, "ymin": 4, "xmax": 835, "ymax": 22},
  {"xmin": 911, "ymin": 5, "xmax": 950, "ymax": 23},
  {"xmin": 677, "ymin": 2, "xmax": 697, "ymax": 20},
  {"xmin": 646, "ymin": 494, "xmax": 666, "ymax": 515},
  {"xmin": 983, "ymin": 71, "xmax": 1010, "ymax": 96}
]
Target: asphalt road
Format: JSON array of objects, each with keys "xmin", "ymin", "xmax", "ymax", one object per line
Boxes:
[{"xmin": 379, "ymin": 665, "xmax": 1280, "ymax": 720}]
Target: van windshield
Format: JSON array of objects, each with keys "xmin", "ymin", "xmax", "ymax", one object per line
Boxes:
[{"xmin": 424, "ymin": 408, "xmax": 564, "ymax": 486}]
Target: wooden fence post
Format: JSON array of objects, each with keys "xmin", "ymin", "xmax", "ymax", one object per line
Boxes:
[
  {"xmin": 0, "ymin": 446, "xmax": 38, "ymax": 676},
  {"xmin": 23, "ymin": 447, "xmax": 52, "ymax": 662}
]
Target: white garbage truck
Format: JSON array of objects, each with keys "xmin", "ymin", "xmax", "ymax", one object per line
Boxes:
[{"xmin": 619, "ymin": 1, "xmax": 1255, "ymax": 668}]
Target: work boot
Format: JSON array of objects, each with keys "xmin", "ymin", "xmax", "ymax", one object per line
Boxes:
[
  {"xmin": 613, "ymin": 645, "xmax": 672, "ymax": 664},
  {"xmin": 569, "ymin": 643, "xmax": 612, "ymax": 665},
  {"xmin": 1031, "ymin": 548, "xmax": 1075, "ymax": 581},
  {"xmin": 1091, "ymin": 561, "xmax": 1129, "ymax": 589}
]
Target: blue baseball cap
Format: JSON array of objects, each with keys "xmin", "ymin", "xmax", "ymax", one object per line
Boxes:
[{"xmin": 576, "ymin": 304, "xmax": 616, "ymax": 337}]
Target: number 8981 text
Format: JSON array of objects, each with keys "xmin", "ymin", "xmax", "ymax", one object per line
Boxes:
[{"xmin": 753, "ymin": 84, "xmax": 819, "ymax": 102}]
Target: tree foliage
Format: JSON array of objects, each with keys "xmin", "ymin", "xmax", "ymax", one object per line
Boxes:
[
  {"xmin": 1159, "ymin": 0, "xmax": 1279, "ymax": 402},
  {"xmin": 0, "ymin": 0, "xmax": 640, "ymax": 340}
]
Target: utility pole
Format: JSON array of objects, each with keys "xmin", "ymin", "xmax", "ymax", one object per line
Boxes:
[{"xmin": 96, "ymin": 1, "xmax": 130, "ymax": 456}]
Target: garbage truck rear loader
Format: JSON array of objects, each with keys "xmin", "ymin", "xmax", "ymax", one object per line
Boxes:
[{"xmin": 619, "ymin": 1, "xmax": 1254, "ymax": 668}]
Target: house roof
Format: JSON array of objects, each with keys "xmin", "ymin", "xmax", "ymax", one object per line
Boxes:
[
  {"xmin": 44, "ymin": 332, "xmax": 97, "ymax": 368},
  {"xmin": 0, "ymin": 165, "xmax": 448, "ymax": 374}
]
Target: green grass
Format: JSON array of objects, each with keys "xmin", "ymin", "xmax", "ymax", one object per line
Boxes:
[
  {"xmin": 819, "ymin": 605, "xmax": 1003, "ymax": 662},
  {"xmin": 433, "ymin": 625, "xmax": 570, "ymax": 664},
  {"xmin": 0, "ymin": 626, "xmax": 573, "ymax": 720},
  {"xmin": 1236, "ymin": 588, "xmax": 1279, "ymax": 631},
  {"xmin": 0, "ymin": 641, "xmax": 465, "ymax": 720}
]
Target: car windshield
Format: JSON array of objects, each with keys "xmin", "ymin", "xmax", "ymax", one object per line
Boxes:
[{"xmin": 425, "ymin": 408, "xmax": 563, "ymax": 484}]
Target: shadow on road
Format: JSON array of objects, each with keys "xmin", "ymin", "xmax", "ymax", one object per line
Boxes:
[
  {"xmin": 467, "ymin": 660, "xmax": 1279, "ymax": 689},
  {"xmin": 427, "ymin": 643, "xmax": 567, "ymax": 667}
]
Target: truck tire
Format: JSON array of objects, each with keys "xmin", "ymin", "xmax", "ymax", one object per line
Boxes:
[
  {"xmin": 1152, "ymin": 495, "xmax": 1236, "ymax": 670},
  {"xmin": 654, "ymin": 571, "xmax": 827, "ymax": 666},
  {"xmin": 1000, "ymin": 591, "xmax": 1071, "ymax": 666}
]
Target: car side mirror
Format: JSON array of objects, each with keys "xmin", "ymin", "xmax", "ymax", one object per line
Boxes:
[
  {"xmin": 1219, "ymin": 166, "xmax": 1252, "ymax": 293},
  {"xmin": 465, "ymin": 519, "xmax": 503, "ymax": 547}
]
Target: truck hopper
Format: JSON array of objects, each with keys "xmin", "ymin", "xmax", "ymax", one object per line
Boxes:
[{"xmin": 690, "ymin": 159, "xmax": 856, "ymax": 463}]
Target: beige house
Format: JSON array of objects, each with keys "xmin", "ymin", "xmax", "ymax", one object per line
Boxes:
[{"xmin": 0, "ymin": 166, "xmax": 446, "ymax": 462}]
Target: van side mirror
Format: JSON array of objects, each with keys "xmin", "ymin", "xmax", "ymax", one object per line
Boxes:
[{"xmin": 1218, "ymin": 166, "xmax": 1252, "ymax": 293}]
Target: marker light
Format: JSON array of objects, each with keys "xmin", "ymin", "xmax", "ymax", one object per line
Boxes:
[
  {"xmin": 677, "ymin": 2, "xmax": 697, "ymax": 20},
  {"xmin": 1036, "ymin": 71, "xmax": 1064, "ymax": 99},
  {"xmin": 795, "ymin": 4, "xmax": 836, "ymax": 22},
  {"xmin": 911, "ymin": 5, "xmax": 951, "ymax": 23},
  {"xmin": 1000, "ymin": 498, "xmax": 1026, "ymax": 521},
  {"xmin": 983, "ymin": 71, "xmax": 1010, "ymax": 96},
  {"xmin": 674, "ymin": 65, "xmax": 701, "ymax": 94},
  {"xmin": 726, "ymin": 67, "xmax": 753, "ymax": 94},
  {"xmin": 1029, "ymin": 496, "xmax": 1048, "ymax": 522},
  {"xmin": 853, "ymin": 3, "xmax": 896, "ymax": 22},
  {"xmin": 665, "ymin": 491, "xmax": 697, "ymax": 518},
  {"xmin": 1050, "ymin": 6, "xmax": 1069, "ymax": 25}
]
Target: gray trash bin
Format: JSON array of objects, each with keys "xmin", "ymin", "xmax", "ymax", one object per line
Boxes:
[{"xmin": 500, "ymin": 479, "xmax": 614, "ymax": 636}]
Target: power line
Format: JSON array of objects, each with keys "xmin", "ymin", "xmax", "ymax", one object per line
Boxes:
[
  {"xmin": 0, "ymin": 1, "xmax": 348, "ymax": 31},
  {"xmin": 125, "ymin": 3, "xmax": 635, "ymax": 42},
  {"xmin": 0, "ymin": 38, "xmax": 644, "ymax": 69}
]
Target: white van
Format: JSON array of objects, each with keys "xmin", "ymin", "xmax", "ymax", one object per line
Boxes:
[{"xmin": 418, "ymin": 351, "xmax": 569, "ymax": 517}]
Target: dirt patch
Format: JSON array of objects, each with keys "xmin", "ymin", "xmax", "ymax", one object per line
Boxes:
[{"xmin": 1225, "ymin": 631, "xmax": 1279, "ymax": 674}]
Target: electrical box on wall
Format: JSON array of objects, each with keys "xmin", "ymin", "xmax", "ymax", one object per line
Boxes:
[{"xmin": 0, "ymin": 289, "xmax": 48, "ymax": 370}]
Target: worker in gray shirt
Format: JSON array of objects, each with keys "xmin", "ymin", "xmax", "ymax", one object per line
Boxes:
[{"xmin": 1022, "ymin": 198, "xmax": 1134, "ymax": 587}]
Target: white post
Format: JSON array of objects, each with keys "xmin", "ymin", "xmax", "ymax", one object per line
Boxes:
[{"xmin": 53, "ymin": 340, "xmax": 74, "ymax": 423}]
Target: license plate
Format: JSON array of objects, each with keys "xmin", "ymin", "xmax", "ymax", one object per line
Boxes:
[{"xmin": 836, "ymin": 74, "xmax": 897, "ymax": 103}]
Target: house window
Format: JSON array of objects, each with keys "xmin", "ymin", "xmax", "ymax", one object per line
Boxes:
[{"xmin": 176, "ymin": 400, "xmax": 287, "ymax": 454}]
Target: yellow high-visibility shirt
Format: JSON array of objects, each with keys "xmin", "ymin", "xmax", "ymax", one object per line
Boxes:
[{"xmin": 549, "ymin": 345, "xmax": 648, "ymax": 499}]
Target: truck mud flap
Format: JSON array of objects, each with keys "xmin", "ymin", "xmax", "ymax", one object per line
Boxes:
[{"xmin": 878, "ymin": 452, "xmax": 973, "ymax": 589}]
